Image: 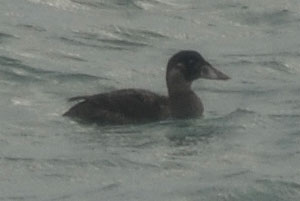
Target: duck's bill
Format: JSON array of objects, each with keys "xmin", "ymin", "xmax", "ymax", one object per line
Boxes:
[{"xmin": 201, "ymin": 64, "xmax": 230, "ymax": 80}]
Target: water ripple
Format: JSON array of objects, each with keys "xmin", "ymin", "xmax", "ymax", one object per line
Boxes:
[
  {"xmin": 260, "ymin": 60, "xmax": 294, "ymax": 74},
  {"xmin": 58, "ymin": 26, "xmax": 167, "ymax": 51},
  {"xmin": 47, "ymin": 51, "xmax": 88, "ymax": 62},
  {"xmin": 233, "ymin": 9, "xmax": 298, "ymax": 27},
  {"xmin": 222, "ymin": 57, "xmax": 295, "ymax": 74},
  {"xmin": 59, "ymin": 36, "xmax": 143, "ymax": 51},
  {"xmin": 70, "ymin": 0, "xmax": 141, "ymax": 10},
  {"xmin": 111, "ymin": 26, "xmax": 168, "ymax": 40},
  {"xmin": 0, "ymin": 195, "xmax": 37, "ymax": 201},
  {"xmin": 223, "ymin": 51, "xmax": 300, "ymax": 58},
  {"xmin": 70, "ymin": 0, "xmax": 114, "ymax": 9},
  {"xmin": 0, "ymin": 32, "xmax": 16, "ymax": 43},
  {"xmin": 0, "ymin": 55, "xmax": 106, "ymax": 84},
  {"xmin": 16, "ymin": 24, "xmax": 46, "ymax": 32},
  {"xmin": 70, "ymin": 0, "xmax": 188, "ymax": 10},
  {"xmin": 223, "ymin": 170, "xmax": 251, "ymax": 179},
  {"xmin": 255, "ymin": 179, "xmax": 300, "ymax": 200},
  {"xmin": 27, "ymin": 0, "xmax": 86, "ymax": 11}
]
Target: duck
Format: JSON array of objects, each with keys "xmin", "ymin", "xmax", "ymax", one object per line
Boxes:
[{"xmin": 63, "ymin": 50, "xmax": 230, "ymax": 125}]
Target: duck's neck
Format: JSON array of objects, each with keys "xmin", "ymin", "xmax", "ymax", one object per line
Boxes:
[{"xmin": 167, "ymin": 75, "xmax": 203, "ymax": 119}]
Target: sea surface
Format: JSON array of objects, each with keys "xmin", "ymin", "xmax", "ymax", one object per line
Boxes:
[{"xmin": 1, "ymin": 0, "xmax": 300, "ymax": 200}]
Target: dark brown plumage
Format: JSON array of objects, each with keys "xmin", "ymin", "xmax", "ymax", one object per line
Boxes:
[
  {"xmin": 64, "ymin": 89, "xmax": 170, "ymax": 124},
  {"xmin": 64, "ymin": 50, "xmax": 230, "ymax": 125}
]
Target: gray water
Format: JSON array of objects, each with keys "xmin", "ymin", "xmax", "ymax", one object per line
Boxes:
[{"xmin": 1, "ymin": 0, "xmax": 300, "ymax": 200}]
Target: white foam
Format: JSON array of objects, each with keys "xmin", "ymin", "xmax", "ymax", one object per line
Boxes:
[
  {"xmin": 26, "ymin": 0, "xmax": 88, "ymax": 11},
  {"xmin": 11, "ymin": 98, "xmax": 32, "ymax": 106}
]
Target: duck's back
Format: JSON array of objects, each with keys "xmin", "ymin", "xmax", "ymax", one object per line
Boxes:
[{"xmin": 63, "ymin": 89, "xmax": 169, "ymax": 124}]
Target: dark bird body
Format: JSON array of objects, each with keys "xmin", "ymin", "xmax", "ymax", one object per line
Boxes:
[
  {"xmin": 64, "ymin": 50, "xmax": 230, "ymax": 125},
  {"xmin": 64, "ymin": 89, "xmax": 169, "ymax": 124}
]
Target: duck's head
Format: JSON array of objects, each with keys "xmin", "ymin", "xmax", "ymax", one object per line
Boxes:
[{"xmin": 166, "ymin": 50, "xmax": 230, "ymax": 83}]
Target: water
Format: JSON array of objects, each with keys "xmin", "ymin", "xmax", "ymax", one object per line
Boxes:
[{"xmin": 1, "ymin": 0, "xmax": 300, "ymax": 200}]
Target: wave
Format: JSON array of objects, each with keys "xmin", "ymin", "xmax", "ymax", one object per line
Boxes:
[
  {"xmin": 16, "ymin": 24, "xmax": 47, "ymax": 32},
  {"xmin": 222, "ymin": 57, "xmax": 295, "ymax": 75},
  {"xmin": 223, "ymin": 51, "xmax": 300, "ymax": 58},
  {"xmin": 70, "ymin": 0, "xmax": 189, "ymax": 11},
  {"xmin": 70, "ymin": 0, "xmax": 141, "ymax": 10},
  {"xmin": 57, "ymin": 26, "xmax": 168, "ymax": 51},
  {"xmin": 0, "ymin": 32, "xmax": 16, "ymax": 43},
  {"xmin": 27, "ymin": 0, "xmax": 85, "ymax": 11},
  {"xmin": 0, "ymin": 55, "xmax": 106, "ymax": 84},
  {"xmin": 227, "ymin": 8, "xmax": 299, "ymax": 27}
]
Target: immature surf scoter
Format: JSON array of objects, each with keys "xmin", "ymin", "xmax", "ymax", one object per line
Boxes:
[{"xmin": 63, "ymin": 50, "xmax": 230, "ymax": 125}]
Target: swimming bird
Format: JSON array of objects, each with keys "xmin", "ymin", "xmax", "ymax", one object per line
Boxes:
[{"xmin": 63, "ymin": 50, "xmax": 230, "ymax": 125}]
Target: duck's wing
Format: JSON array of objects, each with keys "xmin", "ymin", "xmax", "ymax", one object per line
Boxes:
[{"xmin": 64, "ymin": 89, "xmax": 169, "ymax": 124}]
